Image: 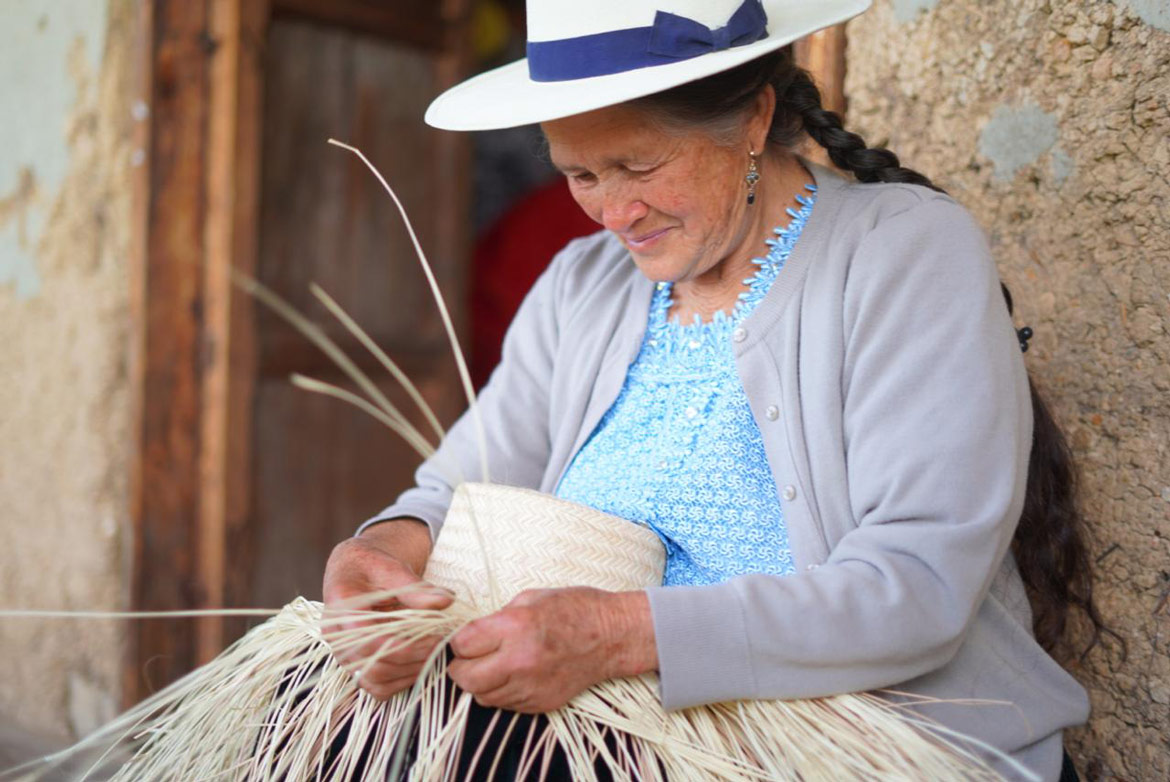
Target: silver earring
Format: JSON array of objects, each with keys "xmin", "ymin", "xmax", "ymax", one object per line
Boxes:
[{"xmin": 745, "ymin": 151, "xmax": 760, "ymax": 205}]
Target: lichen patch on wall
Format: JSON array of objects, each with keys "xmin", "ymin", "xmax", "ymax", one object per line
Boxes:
[
  {"xmin": 1117, "ymin": 0, "xmax": 1170, "ymax": 32},
  {"xmin": 978, "ymin": 102, "xmax": 1061, "ymax": 181},
  {"xmin": 892, "ymin": 0, "xmax": 940, "ymax": 23},
  {"xmin": 0, "ymin": 167, "xmax": 39, "ymax": 297},
  {"xmin": 0, "ymin": 0, "xmax": 109, "ymax": 300}
]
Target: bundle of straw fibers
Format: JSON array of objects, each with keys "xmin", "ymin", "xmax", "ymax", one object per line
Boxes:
[{"xmin": 7, "ymin": 482, "xmax": 1024, "ymax": 782}]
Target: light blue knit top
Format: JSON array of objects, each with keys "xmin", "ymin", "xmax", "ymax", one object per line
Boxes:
[{"xmin": 556, "ymin": 185, "xmax": 817, "ymax": 586}]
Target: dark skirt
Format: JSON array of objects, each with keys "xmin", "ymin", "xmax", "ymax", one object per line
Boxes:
[
  {"xmin": 314, "ymin": 699, "xmax": 609, "ymax": 780},
  {"xmin": 271, "ymin": 679, "xmax": 600, "ymax": 780}
]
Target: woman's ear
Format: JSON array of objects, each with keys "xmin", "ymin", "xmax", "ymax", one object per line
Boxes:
[{"xmin": 747, "ymin": 85, "xmax": 777, "ymax": 152}]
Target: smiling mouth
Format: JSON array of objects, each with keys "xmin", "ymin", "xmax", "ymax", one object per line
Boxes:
[{"xmin": 624, "ymin": 227, "xmax": 672, "ymax": 249}]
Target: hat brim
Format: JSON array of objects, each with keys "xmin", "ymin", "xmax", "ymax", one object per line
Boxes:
[{"xmin": 426, "ymin": 0, "xmax": 870, "ymax": 131}]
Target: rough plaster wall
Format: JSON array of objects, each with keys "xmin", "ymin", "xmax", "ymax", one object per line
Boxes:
[
  {"xmin": 847, "ymin": 1, "xmax": 1169, "ymax": 778},
  {"xmin": 0, "ymin": 0, "xmax": 138, "ymax": 740}
]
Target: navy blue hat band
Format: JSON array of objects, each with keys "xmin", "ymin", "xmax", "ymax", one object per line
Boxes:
[{"xmin": 527, "ymin": 0, "xmax": 769, "ymax": 83}]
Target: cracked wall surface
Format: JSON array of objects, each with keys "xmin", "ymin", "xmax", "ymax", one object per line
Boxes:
[
  {"xmin": 0, "ymin": 0, "xmax": 137, "ymax": 741},
  {"xmin": 847, "ymin": 1, "xmax": 1169, "ymax": 778}
]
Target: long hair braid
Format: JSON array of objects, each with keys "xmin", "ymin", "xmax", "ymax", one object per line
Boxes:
[{"xmin": 781, "ymin": 68, "xmax": 941, "ymax": 191}]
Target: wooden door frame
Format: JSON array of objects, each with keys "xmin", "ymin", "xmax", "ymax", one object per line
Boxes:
[
  {"xmin": 126, "ymin": 0, "xmax": 471, "ymax": 706},
  {"xmin": 125, "ymin": 0, "xmax": 267, "ymax": 706}
]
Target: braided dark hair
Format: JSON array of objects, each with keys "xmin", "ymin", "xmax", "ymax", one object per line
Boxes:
[{"xmin": 632, "ymin": 47, "xmax": 1111, "ymax": 658}]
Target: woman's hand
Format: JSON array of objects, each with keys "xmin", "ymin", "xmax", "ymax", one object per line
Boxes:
[
  {"xmin": 322, "ymin": 518, "xmax": 452, "ymax": 700},
  {"xmin": 447, "ymin": 587, "xmax": 657, "ymax": 713}
]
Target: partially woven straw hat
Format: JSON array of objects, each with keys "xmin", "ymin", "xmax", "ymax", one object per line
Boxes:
[
  {"xmin": 425, "ymin": 483, "xmax": 665, "ymax": 611},
  {"xmin": 16, "ymin": 483, "xmax": 1022, "ymax": 781}
]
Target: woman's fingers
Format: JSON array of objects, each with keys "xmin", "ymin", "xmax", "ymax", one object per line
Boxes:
[
  {"xmin": 357, "ymin": 672, "xmax": 425, "ymax": 701},
  {"xmin": 318, "ymin": 520, "xmax": 449, "ymax": 700},
  {"xmin": 449, "ymin": 617, "xmax": 506, "ymax": 659},
  {"xmin": 397, "ymin": 585, "xmax": 454, "ymax": 611},
  {"xmin": 468, "ymin": 683, "xmax": 528, "ymax": 711},
  {"xmin": 346, "ymin": 635, "xmax": 446, "ymax": 698},
  {"xmin": 460, "ymin": 676, "xmax": 554, "ymax": 713},
  {"xmin": 344, "ymin": 634, "xmax": 442, "ymax": 675},
  {"xmin": 322, "ymin": 523, "xmax": 440, "ymax": 619},
  {"xmin": 448, "ymin": 616, "xmax": 533, "ymax": 706},
  {"xmin": 338, "ymin": 632, "xmax": 439, "ymax": 667},
  {"xmin": 321, "ymin": 533, "xmax": 445, "ymax": 650},
  {"xmin": 448, "ymin": 654, "xmax": 510, "ymax": 695},
  {"xmin": 328, "ymin": 604, "xmax": 447, "ymax": 699}
]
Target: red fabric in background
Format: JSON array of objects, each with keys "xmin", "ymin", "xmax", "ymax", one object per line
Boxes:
[{"xmin": 470, "ymin": 178, "xmax": 600, "ymax": 388}]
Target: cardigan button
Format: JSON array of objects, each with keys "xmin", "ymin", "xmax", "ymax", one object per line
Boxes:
[
  {"xmin": 781, "ymin": 485, "xmax": 797, "ymax": 501},
  {"xmin": 765, "ymin": 405, "xmax": 779, "ymax": 420},
  {"xmin": 732, "ymin": 327, "xmax": 747, "ymax": 343},
  {"xmin": 806, "ymin": 563, "xmax": 819, "ymax": 571}
]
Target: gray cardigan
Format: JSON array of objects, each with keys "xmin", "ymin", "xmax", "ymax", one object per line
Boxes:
[{"xmin": 365, "ymin": 163, "xmax": 1090, "ymax": 781}]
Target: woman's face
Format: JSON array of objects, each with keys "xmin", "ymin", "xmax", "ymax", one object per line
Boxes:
[{"xmin": 542, "ymin": 104, "xmax": 759, "ymax": 285}]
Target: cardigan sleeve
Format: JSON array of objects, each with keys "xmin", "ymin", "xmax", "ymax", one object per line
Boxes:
[
  {"xmin": 357, "ymin": 243, "xmax": 568, "ymax": 540},
  {"xmin": 646, "ymin": 195, "xmax": 1034, "ymax": 708}
]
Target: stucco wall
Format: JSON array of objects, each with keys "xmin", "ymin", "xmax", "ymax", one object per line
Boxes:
[
  {"xmin": 0, "ymin": 0, "xmax": 138, "ymax": 741},
  {"xmin": 847, "ymin": 1, "xmax": 1169, "ymax": 778}
]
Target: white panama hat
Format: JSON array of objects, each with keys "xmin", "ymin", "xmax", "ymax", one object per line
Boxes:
[{"xmin": 426, "ymin": 0, "xmax": 872, "ymax": 131}]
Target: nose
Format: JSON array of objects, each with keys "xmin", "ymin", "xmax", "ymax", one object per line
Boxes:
[{"xmin": 599, "ymin": 183, "xmax": 649, "ymax": 235}]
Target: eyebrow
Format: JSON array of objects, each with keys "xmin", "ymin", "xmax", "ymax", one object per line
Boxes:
[
  {"xmin": 550, "ymin": 158, "xmax": 582, "ymax": 174},
  {"xmin": 549, "ymin": 153, "xmax": 653, "ymax": 175},
  {"xmin": 548, "ymin": 152, "xmax": 603, "ymax": 174}
]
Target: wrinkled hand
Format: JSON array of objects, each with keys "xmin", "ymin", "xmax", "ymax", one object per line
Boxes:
[
  {"xmin": 447, "ymin": 587, "xmax": 655, "ymax": 713},
  {"xmin": 322, "ymin": 519, "xmax": 452, "ymax": 700}
]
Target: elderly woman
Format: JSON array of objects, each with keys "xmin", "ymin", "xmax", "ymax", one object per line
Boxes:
[{"xmin": 324, "ymin": 1, "xmax": 1099, "ymax": 779}]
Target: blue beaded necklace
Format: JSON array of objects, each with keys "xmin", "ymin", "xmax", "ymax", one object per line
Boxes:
[{"xmin": 643, "ymin": 184, "xmax": 817, "ymax": 359}]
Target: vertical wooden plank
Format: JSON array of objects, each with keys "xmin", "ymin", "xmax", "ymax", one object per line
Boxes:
[
  {"xmin": 127, "ymin": 0, "xmax": 210, "ymax": 704},
  {"xmin": 197, "ymin": 0, "xmax": 267, "ymax": 663},
  {"xmin": 434, "ymin": 0, "xmax": 473, "ymax": 339},
  {"xmin": 124, "ymin": 0, "xmax": 156, "ymax": 712}
]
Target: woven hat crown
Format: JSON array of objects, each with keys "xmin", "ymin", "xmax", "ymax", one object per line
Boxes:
[{"xmin": 424, "ymin": 483, "xmax": 666, "ymax": 612}]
